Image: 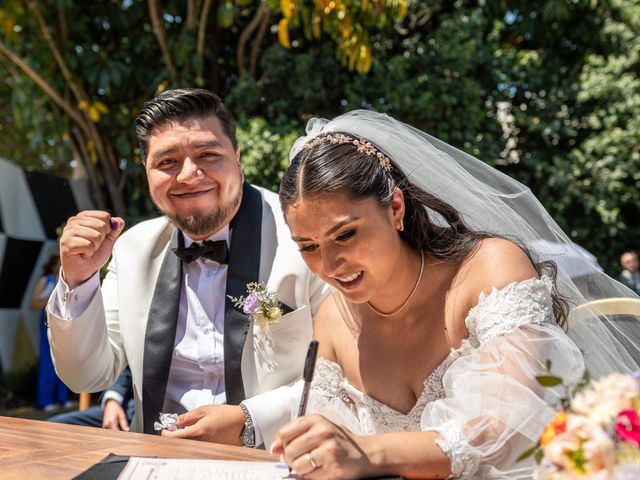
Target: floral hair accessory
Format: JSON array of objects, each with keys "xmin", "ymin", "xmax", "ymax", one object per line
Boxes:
[
  {"xmin": 228, "ymin": 282, "xmax": 282, "ymax": 330},
  {"xmin": 521, "ymin": 367, "xmax": 640, "ymax": 479},
  {"xmin": 303, "ymin": 132, "xmax": 392, "ymax": 172}
]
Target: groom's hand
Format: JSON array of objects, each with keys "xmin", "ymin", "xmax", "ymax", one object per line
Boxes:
[
  {"xmin": 160, "ymin": 404, "xmax": 244, "ymax": 446},
  {"xmin": 59, "ymin": 210, "xmax": 124, "ymax": 288}
]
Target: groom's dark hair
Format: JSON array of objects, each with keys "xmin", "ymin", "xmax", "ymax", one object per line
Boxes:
[{"xmin": 135, "ymin": 88, "xmax": 237, "ymax": 164}]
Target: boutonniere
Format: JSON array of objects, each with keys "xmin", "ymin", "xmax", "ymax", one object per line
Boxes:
[{"xmin": 228, "ymin": 282, "xmax": 282, "ymax": 330}]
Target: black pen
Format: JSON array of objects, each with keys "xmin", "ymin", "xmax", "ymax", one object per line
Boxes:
[
  {"xmin": 297, "ymin": 340, "xmax": 319, "ymax": 418},
  {"xmin": 285, "ymin": 341, "xmax": 319, "ymax": 476}
]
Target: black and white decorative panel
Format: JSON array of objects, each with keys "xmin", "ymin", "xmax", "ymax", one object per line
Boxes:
[
  {"xmin": 0, "ymin": 158, "xmax": 93, "ymax": 373},
  {"xmin": 0, "ymin": 237, "xmax": 44, "ymax": 309},
  {"xmin": 25, "ymin": 170, "xmax": 82, "ymax": 240}
]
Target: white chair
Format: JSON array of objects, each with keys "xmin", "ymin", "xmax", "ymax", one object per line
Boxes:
[
  {"xmin": 569, "ymin": 297, "xmax": 640, "ymax": 321},
  {"xmin": 570, "ymin": 298, "xmax": 640, "ymax": 365}
]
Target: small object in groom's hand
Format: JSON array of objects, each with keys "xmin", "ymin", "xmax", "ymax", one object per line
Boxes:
[
  {"xmin": 110, "ymin": 218, "xmax": 118, "ymax": 230},
  {"xmin": 153, "ymin": 412, "xmax": 179, "ymax": 432}
]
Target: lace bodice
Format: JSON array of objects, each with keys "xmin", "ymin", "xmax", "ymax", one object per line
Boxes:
[
  {"xmin": 307, "ymin": 276, "xmax": 584, "ymax": 479},
  {"xmin": 312, "ymin": 352, "xmax": 460, "ymax": 434}
]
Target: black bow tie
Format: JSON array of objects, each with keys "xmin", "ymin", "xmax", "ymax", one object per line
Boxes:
[{"xmin": 172, "ymin": 240, "xmax": 229, "ymax": 264}]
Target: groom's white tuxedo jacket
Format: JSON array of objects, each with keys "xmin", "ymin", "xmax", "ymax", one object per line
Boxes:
[{"xmin": 47, "ymin": 183, "xmax": 329, "ymax": 447}]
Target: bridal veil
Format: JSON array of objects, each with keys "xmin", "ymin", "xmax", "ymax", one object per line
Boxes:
[{"xmin": 290, "ymin": 109, "xmax": 640, "ymax": 379}]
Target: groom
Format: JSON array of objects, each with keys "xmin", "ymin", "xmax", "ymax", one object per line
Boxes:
[{"xmin": 46, "ymin": 88, "xmax": 329, "ymax": 449}]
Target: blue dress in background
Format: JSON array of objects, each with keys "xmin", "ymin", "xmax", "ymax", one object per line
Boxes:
[{"xmin": 36, "ymin": 273, "xmax": 69, "ymax": 409}]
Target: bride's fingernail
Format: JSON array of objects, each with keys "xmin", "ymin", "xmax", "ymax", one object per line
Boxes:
[{"xmin": 110, "ymin": 218, "xmax": 118, "ymax": 230}]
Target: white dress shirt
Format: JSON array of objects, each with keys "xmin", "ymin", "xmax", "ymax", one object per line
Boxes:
[
  {"xmin": 51, "ymin": 224, "xmax": 264, "ymax": 445},
  {"xmin": 163, "ymin": 226, "xmax": 229, "ymax": 413}
]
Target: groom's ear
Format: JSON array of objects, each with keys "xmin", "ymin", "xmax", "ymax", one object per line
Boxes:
[{"xmin": 389, "ymin": 187, "xmax": 406, "ymax": 224}]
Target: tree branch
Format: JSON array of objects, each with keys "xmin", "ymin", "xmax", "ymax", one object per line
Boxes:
[
  {"xmin": 27, "ymin": 0, "xmax": 90, "ymax": 106},
  {"xmin": 0, "ymin": 39, "xmax": 88, "ymax": 132},
  {"xmin": 57, "ymin": 4, "xmax": 68, "ymax": 41},
  {"xmin": 186, "ymin": 0, "xmax": 197, "ymax": 30},
  {"xmin": 237, "ymin": 2, "xmax": 269, "ymax": 78},
  {"xmin": 196, "ymin": 0, "xmax": 213, "ymax": 86},
  {"xmin": 28, "ymin": 0, "xmax": 122, "ymax": 203},
  {"xmin": 69, "ymin": 129, "xmax": 108, "ymax": 210},
  {"xmin": 249, "ymin": 7, "xmax": 270, "ymax": 77},
  {"xmin": 148, "ymin": 0, "xmax": 178, "ymax": 86}
]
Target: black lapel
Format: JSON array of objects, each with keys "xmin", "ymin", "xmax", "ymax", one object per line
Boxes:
[
  {"xmin": 142, "ymin": 228, "xmax": 181, "ymax": 434},
  {"xmin": 224, "ymin": 182, "xmax": 263, "ymax": 404}
]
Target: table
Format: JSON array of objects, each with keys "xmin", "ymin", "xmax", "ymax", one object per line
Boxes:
[{"xmin": 0, "ymin": 416, "xmax": 276, "ymax": 479}]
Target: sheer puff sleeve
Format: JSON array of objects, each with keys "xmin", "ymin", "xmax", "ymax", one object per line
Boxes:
[{"xmin": 425, "ymin": 276, "xmax": 585, "ymax": 479}]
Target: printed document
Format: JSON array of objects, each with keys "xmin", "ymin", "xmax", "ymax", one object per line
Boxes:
[{"xmin": 118, "ymin": 457, "xmax": 297, "ymax": 480}]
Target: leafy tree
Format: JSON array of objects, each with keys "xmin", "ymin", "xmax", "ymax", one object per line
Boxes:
[
  {"xmin": 230, "ymin": 0, "xmax": 640, "ymax": 273},
  {"xmin": 563, "ymin": 0, "xmax": 640, "ymax": 270},
  {"xmin": 488, "ymin": 0, "xmax": 640, "ymax": 271},
  {"xmin": 0, "ymin": 0, "xmax": 405, "ymax": 218},
  {"xmin": 276, "ymin": 0, "xmax": 408, "ymax": 73},
  {"xmin": 229, "ymin": 2, "xmax": 505, "ymax": 159},
  {"xmin": 1, "ymin": 0, "xmax": 639, "ymax": 273},
  {"xmin": 236, "ymin": 116, "xmax": 300, "ymax": 192}
]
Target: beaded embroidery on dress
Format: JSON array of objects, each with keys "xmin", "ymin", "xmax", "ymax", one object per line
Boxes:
[{"xmin": 311, "ymin": 353, "xmax": 460, "ymax": 435}]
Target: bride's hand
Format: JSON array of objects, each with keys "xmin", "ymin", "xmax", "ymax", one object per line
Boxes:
[{"xmin": 272, "ymin": 414, "xmax": 375, "ymax": 479}]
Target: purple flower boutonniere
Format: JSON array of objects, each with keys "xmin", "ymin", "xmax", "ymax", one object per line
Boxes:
[{"xmin": 228, "ymin": 282, "xmax": 282, "ymax": 330}]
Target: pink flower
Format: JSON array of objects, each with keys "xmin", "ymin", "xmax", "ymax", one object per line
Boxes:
[
  {"xmin": 541, "ymin": 414, "xmax": 614, "ymax": 475},
  {"xmin": 615, "ymin": 409, "xmax": 640, "ymax": 446},
  {"xmin": 572, "ymin": 374, "xmax": 640, "ymax": 425}
]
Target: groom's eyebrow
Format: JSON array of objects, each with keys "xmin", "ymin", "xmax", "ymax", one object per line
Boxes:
[{"xmin": 292, "ymin": 217, "xmax": 360, "ymax": 242}]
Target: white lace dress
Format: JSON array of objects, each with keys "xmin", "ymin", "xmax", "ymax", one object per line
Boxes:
[{"xmin": 307, "ymin": 276, "xmax": 585, "ymax": 479}]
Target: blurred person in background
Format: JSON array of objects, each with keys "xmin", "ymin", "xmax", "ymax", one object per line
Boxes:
[
  {"xmin": 48, "ymin": 368, "xmax": 133, "ymax": 430},
  {"xmin": 619, "ymin": 250, "xmax": 640, "ymax": 294},
  {"xmin": 29, "ymin": 254, "xmax": 70, "ymax": 411}
]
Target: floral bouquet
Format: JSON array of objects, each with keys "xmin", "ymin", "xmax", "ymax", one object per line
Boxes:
[
  {"xmin": 228, "ymin": 282, "xmax": 282, "ymax": 330},
  {"xmin": 528, "ymin": 371, "xmax": 640, "ymax": 479}
]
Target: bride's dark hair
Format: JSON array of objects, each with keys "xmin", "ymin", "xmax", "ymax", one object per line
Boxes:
[{"xmin": 279, "ymin": 132, "xmax": 569, "ymax": 327}]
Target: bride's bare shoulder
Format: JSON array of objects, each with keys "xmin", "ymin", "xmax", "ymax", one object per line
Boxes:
[{"xmin": 457, "ymin": 237, "xmax": 539, "ymax": 304}]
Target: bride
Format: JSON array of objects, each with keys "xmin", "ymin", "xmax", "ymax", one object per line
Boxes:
[{"xmin": 271, "ymin": 110, "xmax": 640, "ymax": 479}]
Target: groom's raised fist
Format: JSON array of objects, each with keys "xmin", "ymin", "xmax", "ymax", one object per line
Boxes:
[{"xmin": 59, "ymin": 210, "xmax": 124, "ymax": 288}]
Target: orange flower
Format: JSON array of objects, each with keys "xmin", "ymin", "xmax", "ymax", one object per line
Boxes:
[{"xmin": 541, "ymin": 411, "xmax": 568, "ymax": 445}]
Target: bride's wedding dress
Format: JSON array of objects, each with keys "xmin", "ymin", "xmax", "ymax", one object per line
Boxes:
[{"xmin": 307, "ymin": 276, "xmax": 585, "ymax": 479}]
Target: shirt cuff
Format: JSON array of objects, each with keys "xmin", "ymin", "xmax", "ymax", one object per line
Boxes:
[
  {"xmin": 52, "ymin": 270, "xmax": 100, "ymax": 319},
  {"xmin": 241, "ymin": 401, "xmax": 264, "ymax": 448},
  {"xmin": 101, "ymin": 390, "xmax": 125, "ymax": 409}
]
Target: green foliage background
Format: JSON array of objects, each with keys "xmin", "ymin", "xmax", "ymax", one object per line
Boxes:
[{"xmin": 1, "ymin": 0, "xmax": 639, "ymax": 274}]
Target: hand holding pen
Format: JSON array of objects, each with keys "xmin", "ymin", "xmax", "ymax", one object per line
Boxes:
[
  {"xmin": 273, "ymin": 340, "xmax": 319, "ymax": 476},
  {"xmin": 274, "ymin": 340, "xmax": 394, "ymax": 478}
]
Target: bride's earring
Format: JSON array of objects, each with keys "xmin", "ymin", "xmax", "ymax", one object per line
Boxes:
[{"xmin": 398, "ymin": 218, "xmax": 404, "ymax": 232}]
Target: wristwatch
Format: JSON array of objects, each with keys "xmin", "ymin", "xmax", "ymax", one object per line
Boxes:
[{"xmin": 239, "ymin": 402, "xmax": 255, "ymax": 448}]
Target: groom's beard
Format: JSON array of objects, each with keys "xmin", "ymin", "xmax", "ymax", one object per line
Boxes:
[{"xmin": 157, "ymin": 193, "xmax": 242, "ymax": 238}]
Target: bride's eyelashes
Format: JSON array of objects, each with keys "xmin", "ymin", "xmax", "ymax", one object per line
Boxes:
[
  {"xmin": 297, "ymin": 229, "xmax": 356, "ymax": 254},
  {"xmin": 336, "ymin": 229, "xmax": 356, "ymax": 242},
  {"xmin": 299, "ymin": 244, "xmax": 318, "ymax": 253}
]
